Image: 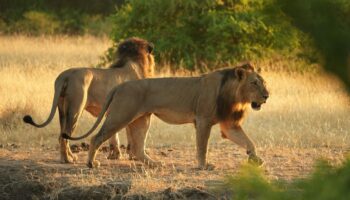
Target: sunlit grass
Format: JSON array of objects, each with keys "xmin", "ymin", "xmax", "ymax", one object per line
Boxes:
[
  {"xmin": 0, "ymin": 35, "xmax": 349, "ymax": 151},
  {"xmin": 0, "ymin": 36, "xmax": 349, "ymax": 197}
]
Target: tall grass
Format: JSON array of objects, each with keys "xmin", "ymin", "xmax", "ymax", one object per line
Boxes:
[
  {"xmin": 0, "ymin": 35, "xmax": 110, "ymax": 146},
  {"xmin": 0, "ymin": 35, "xmax": 349, "ymax": 150}
]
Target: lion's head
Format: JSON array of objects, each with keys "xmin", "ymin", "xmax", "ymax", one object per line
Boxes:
[
  {"xmin": 110, "ymin": 37, "xmax": 155, "ymax": 77},
  {"xmin": 217, "ymin": 63, "xmax": 269, "ymax": 121},
  {"xmin": 236, "ymin": 64, "xmax": 269, "ymax": 110}
]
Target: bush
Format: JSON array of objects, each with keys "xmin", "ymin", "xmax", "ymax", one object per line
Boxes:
[
  {"xmin": 108, "ymin": 0, "xmax": 303, "ymax": 70},
  {"xmin": 10, "ymin": 11, "xmax": 60, "ymax": 35},
  {"xmin": 0, "ymin": 19, "xmax": 6, "ymax": 34},
  {"xmin": 222, "ymin": 164, "xmax": 287, "ymax": 199},
  {"xmin": 219, "ymin": 157, "xmax": 350, "ymax": 199},
  {"xmin": 82, "ymin": 15, "xmax": 113, "ymax": 37},
  {"xmin": 0, "ymin": 0, "xmax": 119, "ymax": 36}
]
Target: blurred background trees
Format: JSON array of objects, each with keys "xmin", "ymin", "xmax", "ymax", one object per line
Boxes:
[
  {"xmin": 107, "ymin": 0, "xmax": 306, "ymax": 70},
  {"xmin": 0, "ymin": 0, "xmax": 348, "ymax": 88},
  {"xmin": 0, "ymin": 0, "xmax": 124, "ymax": 35},
  {"xmin": 279, "ymin": 0, "xmax": 350, "ymax": 90}
]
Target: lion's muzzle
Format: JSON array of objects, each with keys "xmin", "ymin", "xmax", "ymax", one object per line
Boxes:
[
  {"xmin": 251, "ymin": 93, "xmax": 269, "ymax": 110},
  {"xmin": 251, "ymin": 102, "xmax": 262, "ymax": 110}
]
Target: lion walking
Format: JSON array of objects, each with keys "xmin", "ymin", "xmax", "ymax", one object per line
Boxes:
[
  {"xmin": 23, "ymin": 37, "xmax": 155, "ymax": 163},
  {"xmin": 63, "ymin": 64, "xmax": 269, "ymax": 169}
]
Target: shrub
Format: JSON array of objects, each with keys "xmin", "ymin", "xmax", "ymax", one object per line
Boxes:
[
  {"xmin": 0, "ymin": 19, "xmax": 6, "ymax": 34},
  {"xmin": 219, "ymin": 157, "xmax": 350, "ymax": 199},
  {"xmin": 108, "ymin": 0, "xmax": 303, "ymax": 70},
  {"xmin": 82, "ymin": 15, "xmax": 113, "ymax": 36},
  {"xmin": 10, "ymin": 11, "xmax": 60, "ymax": 35},
  {"xmin": 0, "ymin": 0, "xmax": 119, "ymax": 36}
]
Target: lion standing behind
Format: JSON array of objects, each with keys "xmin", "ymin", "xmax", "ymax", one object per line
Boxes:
[{"xmin": 23, "ymin": 37, "xmax": 155, "ymax": 163}]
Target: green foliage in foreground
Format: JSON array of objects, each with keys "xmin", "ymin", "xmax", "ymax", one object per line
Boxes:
[
  {"xmin": 108, "ymin": 0, "xmax": 303, "ymax": 70},
  {"xmin": 220, "ymin": 157, "xmax": 350, "ymax": 199}
]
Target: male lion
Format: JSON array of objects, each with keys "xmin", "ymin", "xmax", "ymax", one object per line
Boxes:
[
  {"xmin": 23, "ymin": 37, "xmax": 155, "ymax": 163},
  {"xmin": 63, "ymin": 64, "xmax": 269, "ymax": 169}
]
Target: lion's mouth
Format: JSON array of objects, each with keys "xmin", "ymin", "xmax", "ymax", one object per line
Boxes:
[{"xmin": 251, "ymin": 102, "xmax": 262, "ymax": 110}]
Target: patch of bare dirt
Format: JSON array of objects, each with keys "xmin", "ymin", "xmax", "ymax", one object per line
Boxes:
[{"xmin": 0, "ymin": 145, "xmax": 346, "ymax": 199}]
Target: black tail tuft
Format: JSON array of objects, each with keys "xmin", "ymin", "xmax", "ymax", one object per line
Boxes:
[
  {"xmin": 23, "ymin": 115, "xmax": 34, "ymax": 125},
  {"xmin": 61, "ymin": 133, "xmax": 70, "ymax": 140}
]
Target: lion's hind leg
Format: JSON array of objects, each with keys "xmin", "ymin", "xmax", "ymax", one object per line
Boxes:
[
  {"xmin": 87, "ymin": 88, "xmax": 145, "ymax": 168},
  {"xmin": 60, "ymin": 106, "xmax": 81, "ymax": 163},
  {"xmin": 58, "ymin": 97, "xmax": 76, "ymax": 163},
  {"xmin": 87, "ymin": 116, "xmax": 135, "ymax": 168},
  {"xmin": 60, "ymin": 76, "xmax": 92, "ymax": 163},
  {"xmin": 87, "ymin": 106, "xmax": 122, "ymax": 160},
  {"xmin": 87, "ymin": 104, "xmax": 140, "ymax": 168}
]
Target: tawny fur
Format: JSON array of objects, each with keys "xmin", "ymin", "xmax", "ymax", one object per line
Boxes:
[
  {"xmin": 23, "ymin": 37, "xmax": 155, "ymax": 163},
  {"xmin": 64, "ymin": 64, "xmax": 269, "ymax": 169}
]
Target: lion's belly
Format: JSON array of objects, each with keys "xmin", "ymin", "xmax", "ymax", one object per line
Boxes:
[
  {"xmin": 154, "ymin": 109, "xmax": 194, "ymax": 124},
  {"xmin": 85, "ymin": 105, "xmax": 102, "ymax": 117}
]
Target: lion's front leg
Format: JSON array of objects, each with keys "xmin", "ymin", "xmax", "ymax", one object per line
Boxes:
[
  {"xmin": 195, "ymin": 118, "xmax": 214, "ymax": 170},
  {"xmin": 220, "ymin": 122, "xmax": 263, "ymax": 166}
]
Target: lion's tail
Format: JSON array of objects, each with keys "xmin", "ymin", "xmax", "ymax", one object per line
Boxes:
[
  {"xmin": 61, "ymin": 87, "xmax": 116, "ymax": 141},
  {"xmin": 23, "ymin": 75, "xmax": 67, "ymax": 128}
]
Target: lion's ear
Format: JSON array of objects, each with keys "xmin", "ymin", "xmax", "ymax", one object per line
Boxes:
[
  {"xmin": 235, "ymin": 68, "xmax": 246, "ymax": 80},
  {"xmin": 240, "ymin": 63, "xmax": 254, "ymax": 71},
  {"xmin": 148, "ymin": 43, "xmax": 154, "ymax": 53}
]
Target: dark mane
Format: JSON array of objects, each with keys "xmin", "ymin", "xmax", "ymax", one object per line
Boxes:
[
  {"xmin": 109, "ymin": 58, "xmax": 127, "ymax": 68},
  {"xmin": 109, "ymin": 37, "xmax": 152, "ymax": 69},
  {"xmin": 108, "ymin": 37, "xmax": 155, "ymax": 77},
  {"xmin": 216, "ymin": 68, "xmax": 238, "ymax": 121},
  {"xmin": 216, "ymin": 63, "xmax": 254, "ymax": 121}
]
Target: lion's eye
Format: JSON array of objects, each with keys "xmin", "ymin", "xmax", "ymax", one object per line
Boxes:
[{"xmin": 251, "ymin": 81, "xmax": 258, "ymax": 86}]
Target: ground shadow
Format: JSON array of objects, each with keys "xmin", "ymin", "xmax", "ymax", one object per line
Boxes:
[{"xmin": 0, "ymin": 152, "xmax": 221, "ymax": 200}]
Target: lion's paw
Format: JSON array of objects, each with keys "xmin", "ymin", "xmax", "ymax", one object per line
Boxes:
[
  {"xmin": 71, "ymin": 154, "xmax": 78, "ymax": 162},
  {"xmin": 61, "ymin": 155, "xmax": 76, "ymax": 164},
  {"xmin": 248, "ymin": 154, "xmax": 264, "ymax": 166},
  {"xmin": 87, "ymin": 160, "xmax": 100, "ymax": 168}
]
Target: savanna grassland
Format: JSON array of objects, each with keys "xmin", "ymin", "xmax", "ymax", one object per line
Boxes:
[{"xmin": 0, "ymin": 36, "xmax": 349, "ymax": 199}]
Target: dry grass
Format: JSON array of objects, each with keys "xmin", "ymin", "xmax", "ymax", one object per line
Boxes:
[
  {"xmin": 0, "ymin": 35, "xmax": 111, "ymax": 146},
  {"xmin": 0, "ymin": 35, "xmax": 349, "ymax": 198},
  {"xmin": 1, "ymin": 35, "xmax": 348, "ymax": 148}
]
